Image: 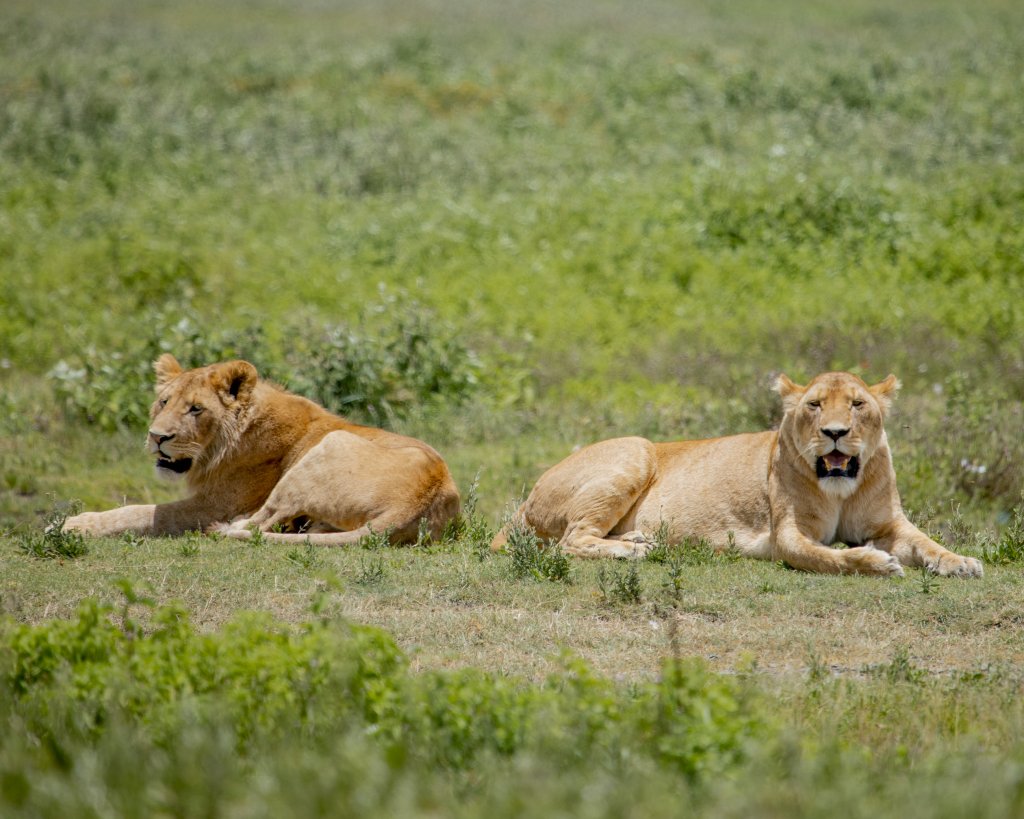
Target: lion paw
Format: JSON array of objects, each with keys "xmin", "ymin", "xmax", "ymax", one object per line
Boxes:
[
  {"xmin": 210, "ymin": 518, "xmax": 255, "ymax": 539},
  {"xmin": 849, "ymin": 544, "xmax": 905, "ymax": 577},
  {"xmin": 616, "ymin": 532, "xmax": 652, "ymax": 559},
  {"xmin": 62, "ymin": 512, "xmax": 101, "ymax": 535},
  {"xmin": 927, "ymin": 553, "xmax": 984, "ymax": 578}
]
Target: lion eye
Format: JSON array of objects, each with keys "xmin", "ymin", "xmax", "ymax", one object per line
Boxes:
[
  {"xmin": 188, "ymin": 405, "xmax": 203, "ymax": 415},
  {"xmin": 158, "ymin": 398, "xmax": 168, "ymax": 408},
  {"xmin": 807, "ymin": 400, "xmax": 821, "ymax": 409},
  {"xmin": 851, "ymin": 400, "xmax": 864, "ymax": 408}
]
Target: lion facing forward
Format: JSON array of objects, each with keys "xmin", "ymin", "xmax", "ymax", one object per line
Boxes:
[
  {"xmin": 491, "ymin": 372, "xmax": 982, "ymax": 578},
  {"xmin": 64, "ymin": 354, "xmax": 460, "ymax": 545}
]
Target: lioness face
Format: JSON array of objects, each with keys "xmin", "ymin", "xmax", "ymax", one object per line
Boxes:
[
  {"xmin": 147, "ymin": 355, "xmax": 257, "ymax": 479},
  {"xmin": 777, "ymin": 371, "xmax": 899, "ymax": 498}
]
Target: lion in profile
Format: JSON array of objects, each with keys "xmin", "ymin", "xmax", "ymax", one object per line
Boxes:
[
  {"xmin": 64, "ymin": 354, "xmax": 461, "ymax": 545},
  {"xmin": 491, "ymin": 372, "xmax": 982, "ymax": 578}
]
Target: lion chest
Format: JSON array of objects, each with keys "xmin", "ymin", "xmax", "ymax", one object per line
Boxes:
[{"xmin": 805, "ymin": 507, "xmax": 875, "ymax": 547}]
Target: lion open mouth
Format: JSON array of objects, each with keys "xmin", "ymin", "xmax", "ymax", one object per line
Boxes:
[
  {"xmin": 156, "ymin": 456, "xmax": 193, "ymax": 474},
  {"xmin": 816, "ymin": 452, "xmax": 859, "ymax": 479}
]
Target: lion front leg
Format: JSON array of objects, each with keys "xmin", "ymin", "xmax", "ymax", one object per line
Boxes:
[
  {"xmin": 772, "ymin": 520, "xmax": 904, "ymax": 577},
  {"xmin": 63, "ymin": 499, "xmax": 215, "ymax": 538},
  {"xmin": 873, "ymin": 516, "xmax": 983, "ymax": 578},
  {"xmin": 64, "ymin": 505, "xmax": 160, "ymax": 537}
]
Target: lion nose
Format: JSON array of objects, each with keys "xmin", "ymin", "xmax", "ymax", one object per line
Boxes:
[
  {"xmin": 148, "ymin": 431, "xmax": 175, "ymax": 446},
  {"xmin": 822, "ymin": 427, "xmax": 849, "ymax": 441}
]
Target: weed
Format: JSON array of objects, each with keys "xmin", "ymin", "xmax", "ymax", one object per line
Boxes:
[
  {"xmin": 286, "ymin": 541, "xmax": 324, "ymax": 571},
  {"xmin": 643, "ymin": 521, "xmax": 676, "ymax": 563},
  {"xmin": 805, "ymin": 646, "xmax": 829, "ymax": 684},
  {"xmin": 981, "ymin": 499, "xmax": 1024, "ymax": 564},
  {"xmin": 663, "ymin": 552, "xmax": 687, "ymax": 601},
  {"xmin": 917, "ymin": 567, "xmax": 937, "ymax": 594},
  {"xmin": 248, "ymin": 526, "xmax": 268, "ymax": 548},
  {"xmin": 505, "ymin": 515, "xmax": 572, "ymax": 583},
  {"xmin": 113, "ymin": 577, "xmax": 156, "ymax": 639},
  {"xmin": 597, "ymin": 563, "xmax": 643, "ymax": 605},
  {"xmin": 870, "ymin": 647, "xmax": 925, "ymax": 684},
  {"xmin": 19, "ymin": 503, "xmax": 88, "ymax": 560},
  {"xmin": 448, "ymin": 470, "xmax": 495, "ymax": 560},
  {"xmin": 414, "ymin": 517, "xmax": 433, "ymax": 548},
  {"xmin": 178, "ymin": 531, "xmax": 202, "ymax": 558},
  {"xmin": 357, "ymin": 526, "xmax": 392, "ymax": 551},
  {"xmin": 354, "ymin": 555, "xmax": 388, "ymax": 586}
]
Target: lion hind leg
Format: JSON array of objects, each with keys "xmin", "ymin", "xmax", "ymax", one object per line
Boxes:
[{"xmin": 495, "ymin": 437, "xmax": 658, "ymax": 559}]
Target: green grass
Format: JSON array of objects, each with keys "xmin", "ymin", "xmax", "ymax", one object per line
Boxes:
[{"xmin": 2, "ymin": 0, "xmax": 1024, "ymax": 815}]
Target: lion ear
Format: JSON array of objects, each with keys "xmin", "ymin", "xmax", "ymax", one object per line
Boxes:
[
  {"xmin": 774, "ymin": 373, "xmax": 805, "ymax": 413},
  {"xmin": 212, "ymin": 360, "xmax": 258, "ymax": 404},
  {"xmin": 869, "ymin": 374, "xmax": 901, "ymax": 415},
  {"xmin": 154, "ymin": 354, "xmax": 184, "ymax": 390}
]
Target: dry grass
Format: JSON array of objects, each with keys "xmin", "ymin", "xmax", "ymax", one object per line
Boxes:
[{"xmin": 2, "ymin": 535, "xmax": 1017, "ymax": 681}]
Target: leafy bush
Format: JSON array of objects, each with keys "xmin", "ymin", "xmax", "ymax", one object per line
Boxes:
[
  {"xmin": 1, "ymin": 598, "xmax": 405, "ymax": 745},
  {"xmin": 0, "ymin": 595, "xmax": 764, "ymax": 779},
  {"xmin": 48, "ymin": 294, "xmax": 480, "ymax": 431},
  {"xmin": 290, "ymin": 294, "xmax": 480, "ymax": 425}
]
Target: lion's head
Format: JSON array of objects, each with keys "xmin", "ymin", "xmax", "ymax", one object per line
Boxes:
[
  {"xmin": 775, "ymin": 371, "xmax": 900, "ymax": 497},
  {"xmin": 147, "ymin": 354, "xmax": 258, "ymax": 480}
]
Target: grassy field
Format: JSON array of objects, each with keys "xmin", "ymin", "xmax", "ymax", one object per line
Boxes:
[{"xmin": 2, "ymin": 0, "xmax": 1024, "ymax": 815}]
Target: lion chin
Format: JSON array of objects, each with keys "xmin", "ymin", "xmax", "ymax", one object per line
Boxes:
[{"xmin": 155, "ymin": 456, "xmax": 193, "ymax": 480}]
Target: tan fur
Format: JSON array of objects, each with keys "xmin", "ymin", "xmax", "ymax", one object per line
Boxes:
[
  {"xmin": 64, "ymin": 355, "xmax": 460, "ymax": 545},
  {"xmin": 491, "ymin": 372, "xmax": 982, "ymax": 578}
]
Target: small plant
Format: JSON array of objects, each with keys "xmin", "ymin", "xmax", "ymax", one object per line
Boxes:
[
  {"xmin": 286, "ymin": 541, "xmax": 324, "ymax": 571},
  {"xmin": 120, "ymin": 531, "xmax": 145, "ymax": 549},
  {"xmin": 917, "ymin": 567, "xmax": 937, "ymax": 594},
  {"xmin": 20, "ymin": 503, "xmax": 89, "ymax": 560},
  {"xmin": 875, "ymin": 646, "xmax": 925, "ymax": 684},
  {"xmin": 178, "ymin": 531, "xmax": 202, "ymax": 557},
  {"xmin": 357, "ymin": 526, "xmax": 393, "ymax": 551},
  {"xmin": 597, "ymin": 563, "xmax": 643, "ymax": 605},
  {"xmin": 449, "ymin": 470, "xmax": 495, "ymax": 560},
  {"xmin": 114, "ymin": 577, "xmax": 156, "ymax": 639},
  {"xmin": 805, "ymin": 646, "xmax": 829, "ymax": 684},
  {"xmin": 647, "ymin": 529, "xmax": 718, "ymax": 567},
  {"xmin": 643, "ymin": 521, "xmax": 677, "ymax": 563},
  {"xmin": 663, "ymin": 551, "xmax": 687, "ymax": 600},
  {"xmin": 414, "ymin": 517, "xmax": 433, "ymax": 548},
  {"xmin": 505, "ymin": 514, "xmax": 572, "ymax": 583},
  {"xmin": 981, "ymin": 498, "xmax": 1024, "ymax": 564},
  {"xmin": 248, "ymin": 525, "xmax": 268, "ymax": 548},
  {"xmin": 355, "ymin": 554, "xmax": 388, "ymax": 586}
]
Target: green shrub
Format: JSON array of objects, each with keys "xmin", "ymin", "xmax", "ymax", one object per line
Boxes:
[
  {"xmin": 290, "ymin": 295, "xmax": 480, "ymax": 425},
  {"xmin": 1, "ymin": 599, "xmax": 406, "ymax": 746}
]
